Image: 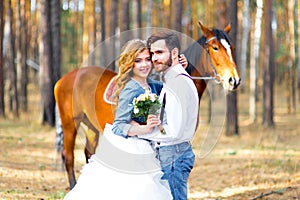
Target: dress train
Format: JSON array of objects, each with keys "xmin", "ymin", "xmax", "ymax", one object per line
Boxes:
[{"xmin": 64, "ymin": 124, "xmax": 172, "ymax": 200}]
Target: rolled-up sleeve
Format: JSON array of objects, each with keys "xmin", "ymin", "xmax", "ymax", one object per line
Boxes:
[{"xmin": 112, "ymin": 85, "xmax": 137, "ymax": 138}]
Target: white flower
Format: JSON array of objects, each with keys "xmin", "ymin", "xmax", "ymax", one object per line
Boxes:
[
  {"xmin": 145, "ymin": 89, "xmax": 151, "ymax": 95},
  {"xmin": 150, "ymin": 94, "xmax": 156, "ymax": 102},
  {"xmin": 137, "ymin": 93, "xmax": 147, "ymax": 101},
  {"xmin": 133, "ymin": 107, "xmax": 139, "ymax": 114}
]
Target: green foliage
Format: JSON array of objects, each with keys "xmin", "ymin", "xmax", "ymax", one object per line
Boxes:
[
  {"xmin": 227, "ymin": 149, "xmax": 237, "ymax": 155},
  {"xmin": 47, "ymin": 190, "xmax": 67, "ymax": 200}
]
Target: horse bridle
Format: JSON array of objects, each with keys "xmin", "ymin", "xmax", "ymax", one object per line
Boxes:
[{"xmin": 190, "ymin": 36, "xmax": 222, "ymax": 84}]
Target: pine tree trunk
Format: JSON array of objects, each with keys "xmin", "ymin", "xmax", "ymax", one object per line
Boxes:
[
  {"xmin": 215, "ymin": 0, "xmax": 227, "ymax": 28},
  {"xmin": 226, "ymin": 0, "xmax": 239, "ymax": 136},
  {"xmin": 191, "ymin": 0, "xmax": 198, "ymax": 39},
  {"xmin": 145, "ymin": 0, "xmax": 153, "ymax": 38},
  {"xmin": 7, "ymin": 0, "xmax": 19, "ymax": 117},
  {"xmin": 288, "ymin": 0, "xmax": 296, "ymax": 113},
  {"xmin": 0, "ymin": 0, "xmax": 5, "ymax": 117},
  {"xmin": 249, "ymin": 0, "xmax": 263, "ymax": 122},
  {"xmin": 89, "ymin": 0, "xmax": 96, "ymax": 65},
  {"xmin": 132, "ymin": 0, "xmax": 142, "ymax": 38},
  {"xmin": 100, "ymin": 0, "xmax": 106, "ymax": 66},
  {"xmin": 297, "ymin": 0, "xmax": 300, "ymax": 102},
  {"xmin": 51, "ymin": 0, "xmax": 61, "ymax": 82},
  {"xmin": 174, "ymin": 0, "xmax": 182, "ymax": 32},
  {"xmin": 162, "ymin": 0, "xmax": 170, "ymax": 29},
  {"xmin": 239, "ymin": 0, "xmax": 250, "ymax": 92},
  {"xmin": 108, "ymin": 0, "xmax": 118, "ymax": 70},
  {"xmin": 262, "ymin": 0, "xmax": 274, "ymax": 127},
  {"xmin": 83, "ymin": 0, "xmax": 90, "ymax": 62},
  {"xmin": 32, "ymin": 0, "xmax": 39, "ymax": 83},
  {"xmin": 121, "ymin": 0, "xmax": 130, "ymax": 47},
  {"xmin": 16, "ymin": 0, "xmax": 28, "ymax": 112},
  {"xmin": 39, "ymin": 0, "xmax": 55, "ymax": 126}
]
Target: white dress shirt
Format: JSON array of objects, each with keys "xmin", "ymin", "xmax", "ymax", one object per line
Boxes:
[{"xmin": 139, "ymin": 64, "xmax": 199, "ymax": 146}]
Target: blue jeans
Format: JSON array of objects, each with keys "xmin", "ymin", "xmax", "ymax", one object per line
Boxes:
[{"xmin": 155, "ymin": 142, "xmax": 195, "ymax": 200}]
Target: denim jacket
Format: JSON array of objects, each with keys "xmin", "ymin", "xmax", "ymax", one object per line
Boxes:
[{"xmin": 112, "ymin": 78, "xmax": 163, "ymax": 138}]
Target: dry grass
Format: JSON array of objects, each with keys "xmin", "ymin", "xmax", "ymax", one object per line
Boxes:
[{"xmin": 0, "ymin": 83, "xmax": 299, "ymax": 199}]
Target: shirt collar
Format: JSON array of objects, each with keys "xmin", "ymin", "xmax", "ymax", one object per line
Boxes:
[{"xmin": 164, "ymin": 64, "xmax": 186, "ymax": 81}]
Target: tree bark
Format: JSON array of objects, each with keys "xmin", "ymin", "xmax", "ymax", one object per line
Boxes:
[
  {"xmin": 215, "ymin": 0, "xmax": 228, "ymax": 28},
  {"xmin": 83, "ymin": 0, "xmax": 91, "ymax": 62},
  {"xmin": 174, "ymin": 0, "xmax": 182, "ymax": 33},
  {"xmin": 29, "ymin": 0, "xmax": 39, "ymax": 83},
  {"xmin": 99, "ymin": 0, "xmax": 106, "ymax": 66},
  {"xmin": 297, "ymin": 0, "xmax": 300, "ymax": 102},
  {"xmin": 262, "ymin": 0, "xmax": 274, "ymax": 127},
  {"xmin": 132, "ymin": 0, "xmax": 142, "ymax": 38},
  {"xmin": 191, "ymin": 0, "xmax": 198, "ymax": 40},
  {"xmin": 16, "ymin": 0, "xmax": 28, "ymax": 111},
  {"xmin": 51, "ymin": 0, "xmax": 61, "ymax": 82},
  {"xmin": 239, "ymin": 0, "xmax": 250, "ymax": 92},
  {"xmin": 121, "ymin": 0, "xmax": 130, "ymax": 47},
  {"xmin": 0, "ymin": 0, "xmax": 5, "ymax": 117},
  {"xmin": 288, "ymin": 0, "xmax": 296, "ymax": 113},
  {"xmin": 100, "ymin": 0, "xmax": 106, "ymax": 42},
  {"xmin": 39, "ymin": 0, "xmax": 55, "ymax": 126},
  {"xmin": 110, "ymin": 0, "xmax": 118, "ymax": 39},
  {"xmin": 162, "ymin": 0, "xmax": 170, "ymax": 29},
  {"xmin": 89, "ymin": 0, "xmax": 96, "ymax": 65},
  {"xmin": 6, "ymin": 0, "xmax": 19, "ymax": 117},
  {"xmin": 249, "ymin": 0, "xmax": 263, "ymax": 122},
  {"xmin": 226, "ymin": 0, "xmax": 239, "ymax": 136},
  {"xmin": 82, "ymin": 0, "xmax": 96, "ymax": 65},
  {"xmin": 145, "ymin": 0, "xmax": 153, "ymax": 38},
  {"xmin": 108, "ymin": 0, "xmax": 118, "ymax": 70}
]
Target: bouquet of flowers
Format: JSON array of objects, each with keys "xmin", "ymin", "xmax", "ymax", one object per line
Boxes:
[
  {"xmin": 131, "ymin": 89, "xmax": 161, "ymax": 124},
  {"xmin": 131, "ymin": 89, "xmax": 166, "ymax": 135}
]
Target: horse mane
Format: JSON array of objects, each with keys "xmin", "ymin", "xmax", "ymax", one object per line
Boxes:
[{"xmin": 183, "ymin": 28, "xmax": 232, "ymax": 75}]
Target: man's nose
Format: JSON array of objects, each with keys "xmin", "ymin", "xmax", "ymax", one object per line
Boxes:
[{"xmin": 152, "ymin": 54, "xmax": 157, "ymax": 62}]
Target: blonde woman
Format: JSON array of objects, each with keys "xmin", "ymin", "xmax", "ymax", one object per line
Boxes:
[{"xmin": 64, "ymin": 39, "xmax": 187, "ymax": 200}]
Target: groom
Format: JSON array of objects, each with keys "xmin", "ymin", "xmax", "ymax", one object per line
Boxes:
[{"xmin": 140, "ymin": 31, "xmax": 199, "ymax": 200}]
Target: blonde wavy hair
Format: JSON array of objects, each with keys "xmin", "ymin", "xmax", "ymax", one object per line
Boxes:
[{"xmin": 114, "ymin": 39, "xmax": 148, "ymax": 107}]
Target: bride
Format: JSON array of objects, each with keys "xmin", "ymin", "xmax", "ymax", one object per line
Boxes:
[
  {"xmin": 63, "ymin": 123, "xmax": 171, "ymax": 200},
  {"xmin": 64, "ymin": 39, "xmax": 187, "ymax": 200}
]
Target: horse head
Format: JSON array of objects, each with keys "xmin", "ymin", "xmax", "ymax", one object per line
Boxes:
[{"xmin": 198, "ymin": 21, "xmax": 241, "ymax": 91}]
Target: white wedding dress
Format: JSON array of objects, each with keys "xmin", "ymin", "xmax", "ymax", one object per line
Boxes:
[{"xmin": 64, "ymin": 124, "xmax": 172, "ymax": 200}]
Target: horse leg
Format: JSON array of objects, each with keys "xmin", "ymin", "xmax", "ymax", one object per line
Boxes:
[
  {"xmin": 84, "ymin": 147, "xmax": 92, "ymax": 163},
  {"xmin": 84, "ymin": 129, "xmax": 99, "ymax": 163},
  {"xmin": 81, "ymin": 114, "xmax": 100, "ymax": 163},
  {"xmin": 62, "ymin": 125, "xmax": 77, "ymax": 190}
]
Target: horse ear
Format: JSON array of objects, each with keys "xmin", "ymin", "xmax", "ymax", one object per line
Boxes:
[
  {"xmin": 198, "ymin": 20, "xmax": 212, "ymax": 37},
  {"xmin": 224, "ymin": 23, "xmax": 231, "ymax": 33}
]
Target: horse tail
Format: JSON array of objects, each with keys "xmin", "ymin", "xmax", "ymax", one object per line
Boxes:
[{"xmin": 55, "ymin": 103, "xmax": 64, "ymax": 153}]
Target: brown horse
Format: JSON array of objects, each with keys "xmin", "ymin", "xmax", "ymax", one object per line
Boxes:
[{"xmin": 54, "ymin": 21, "xmax": 240, "ymax": 189}]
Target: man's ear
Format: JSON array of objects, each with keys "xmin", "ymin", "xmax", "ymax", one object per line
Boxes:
[{"xmin": 172, "ymin": 48, "xmax": 179, "ymax": 58}]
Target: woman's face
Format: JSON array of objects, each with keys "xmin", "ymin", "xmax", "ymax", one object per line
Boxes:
[{"xmin": 132, "ymin": 49, "xmax": 152, "ymax": 80}]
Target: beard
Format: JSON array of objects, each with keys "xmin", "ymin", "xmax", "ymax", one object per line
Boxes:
[
  {"xmin": 165, "ymin": 54, "xmax": 172, "ymax": 67},
  {"xmin": 153, "ymin": 54, "xmax": 173, "ymax": 72}
]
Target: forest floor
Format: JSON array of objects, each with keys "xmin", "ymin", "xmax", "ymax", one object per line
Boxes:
[{"xmin": 0, "ymin": 83, "xmax": 299, "ymax": 200}]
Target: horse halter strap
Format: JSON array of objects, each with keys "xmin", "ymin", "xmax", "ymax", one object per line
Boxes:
[{"xmin": 191, "ymin": 36, "xmax": 221, "ymax": 83}]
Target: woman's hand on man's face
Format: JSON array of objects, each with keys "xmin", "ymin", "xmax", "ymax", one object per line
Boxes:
[{"xmin": 179, "ymin": 54, "xmax": 188, "ymax": 69}]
